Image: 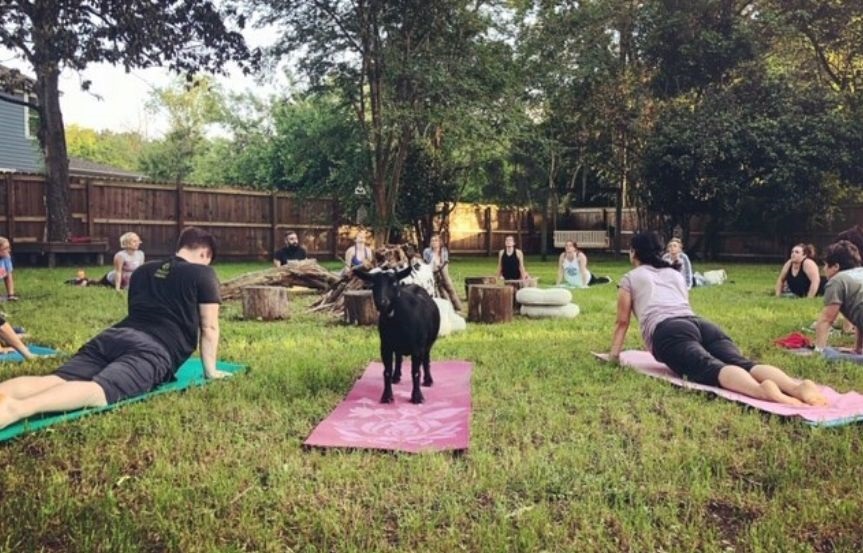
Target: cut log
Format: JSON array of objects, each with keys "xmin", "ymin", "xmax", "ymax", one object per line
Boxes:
[
  {"xmin": 464, "ymin": 276, "xmax": 499, "ymax": 300},
  {"xmin": 344, "ymin": 290, "xmax": 378, "ymax": 326},
  {"xmin": 467, "ymin": 285, "xmax": 513, "ymax": 324},
  {"xmin": 242, "ymin": 286, "xmax": 290, "ymax": 321},
  {"xmin": 503, "ymin": 277, "xmax": 540, "ymax": 307}
]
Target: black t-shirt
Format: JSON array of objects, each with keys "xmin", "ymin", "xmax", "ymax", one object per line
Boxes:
[
  {"xmin": 114, "ymin": 256, "xmax": 221, "ymax": 368},
  {"xmin": 274, "ymin": 245, "xmax": 307, "ymax": 265}
]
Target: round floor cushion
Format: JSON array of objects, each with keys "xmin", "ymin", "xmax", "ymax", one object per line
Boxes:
[
  {"xmin": 520, "ymin": 303, "xmax": 580, "ymax": 319},
  {"xmin": 516, "ymin": 287, "xmax": 572, "ymax": 306}
]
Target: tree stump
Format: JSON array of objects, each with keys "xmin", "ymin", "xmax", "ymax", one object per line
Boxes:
[
  {"xmin": 468, "ymin": 285, "xmax": 513, "ymax": 324},
  {"xmin": 464, "ymin": 276, "xmax": 499, "ymax": 300},
  {"xmin": 344, "ymin": 290, "xmax": 378, "ymax": 326},
  {"xmin": 242, "ymin": 286, "xmax": 290, "ymax": 321},
  {"xmin": 504, "ymin": 277, "xmax": 540, "ymax": 307}
]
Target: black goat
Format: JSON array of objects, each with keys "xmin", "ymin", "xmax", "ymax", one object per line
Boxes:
[{"xmin": 355, "ymin": 266, "xmax": 441, "ymax": 404}]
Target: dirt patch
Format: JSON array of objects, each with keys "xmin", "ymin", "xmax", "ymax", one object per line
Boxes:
[{"xmin": 705, "ymin": 499, "xmax": 762, "ymax": 548}]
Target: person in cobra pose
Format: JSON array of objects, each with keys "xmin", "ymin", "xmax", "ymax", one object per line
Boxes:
[
  {"xmin": 555, "ymin": 240, "xmax": 612, "ymax": 288},
  {"xmin": 775, "ymin": 243, "xmax": 823, "ymax": 298},
  {"xmin": 345, "ymin": 231, "xmax": 374, "ymax": 269},
  {"xmin": 497, "ymin": 235, "xmax": 529, "ymax": 281},
  {"xmin": 608, "ymin": 231, "xmax": 831, "ymax": 407}
]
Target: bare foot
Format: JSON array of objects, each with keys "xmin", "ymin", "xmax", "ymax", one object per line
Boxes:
[
  {"xmin": 793, "ymin": 380, "xmax": 829, "ymax": 407},
  {"xmin": 760, "ymin": 380, "xmax": 804, "ymax": 406}
]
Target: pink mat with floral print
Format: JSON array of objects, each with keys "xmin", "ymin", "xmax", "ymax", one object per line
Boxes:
[{"xmin": 304, "ymin": 360, "xmax": 473, "ymax": 452}]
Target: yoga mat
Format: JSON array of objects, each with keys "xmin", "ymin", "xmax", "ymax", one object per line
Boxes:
[
  {"xmin": 305, "ymin": 360, "xmax": 472, "ymax": 453},
  {"xmin": 0, "ymin": 346, "xmax": 57, "ymax": 362},
  {"xmin": 595, "ymin": 350, "xmax": 863, "ymax": 427},
  {"xmin": 0, "ymin": 359, "xmax": 246, "ymax": 443}
]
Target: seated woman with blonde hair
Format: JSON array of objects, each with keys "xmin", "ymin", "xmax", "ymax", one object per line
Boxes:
[
  {"xmin": 555, "ymin": 240, "xmax": 611, "ymax": 288},
  {"xmin": 775, "ymin": 243, "xmax": 822, "ymax": 298},
  {"xmin": 102, "ymin": 232, "xmax": 145, "ymax": 291}
]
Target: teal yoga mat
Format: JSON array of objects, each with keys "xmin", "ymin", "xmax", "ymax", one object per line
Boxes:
[
  {"xmin": 0, "ymin": 358, "xmax": 246, "ymax": 443},
  {"xmin": 0, "ymin": 345, "xmax": 58, "ymax": 362}
]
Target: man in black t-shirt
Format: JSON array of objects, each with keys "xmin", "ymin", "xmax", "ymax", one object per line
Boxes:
[
  {"xmin": 0, "ymin": 227, "xmax": 227, "ymax": 430},
  {"xmin": 273, "ymin": 231, "xmax": 307, "ymax": 267}
]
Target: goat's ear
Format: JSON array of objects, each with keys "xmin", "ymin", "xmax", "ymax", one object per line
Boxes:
[
  {"xmin": 353, "ymin": 268, "xmax": 373, "ymax": 282},
  {"xmin": 395, "ymin": 265, "xmax": 413, "ymax": 282}
]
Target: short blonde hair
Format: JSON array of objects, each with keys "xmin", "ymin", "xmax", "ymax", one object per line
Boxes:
[
  {"xmin": 0, "ymin": 237, "xmax": 9, "ymax": 250},
  {"xmin": 119, "ymin": 232, "xmax": 140, "ymax": 249},
  {"xmin": 667, "ymin": 237, "xmax": 683, "ymax": 248}
]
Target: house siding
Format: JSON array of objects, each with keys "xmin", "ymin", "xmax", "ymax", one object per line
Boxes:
[{"xmin": 0, "ymin": 95, "xmax": 42, "ymax": 172}]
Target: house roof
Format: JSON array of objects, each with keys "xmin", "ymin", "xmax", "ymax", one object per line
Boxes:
[
  {"xmin": 0, "ymin": 65, "xmax": 36, "ymax": 95},
  {"xmin": 69, "ymin": 157, "xmax": 145, "ymax": 179}
]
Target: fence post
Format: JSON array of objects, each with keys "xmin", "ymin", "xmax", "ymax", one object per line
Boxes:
[
  {"xmin": 5, "ymin": 174, "xmax": 14, "ymax": 243},
  {"xmin": 271, "ymin": 191, "xmax": 279, "ymax": 257},
  {"xmin": 331, "ymin": 199, "xmax": 340, "ymax": 260},
  {"xmin": 517, "ymin": 208, "xmax": 524, "ymax": 252},
  {"xmin": 85, "ymin": 178, "xmax": 95, "ymax": 238},
  {"xmin": 485, "ymin": 206, "xmax": 492, "ymax": 256},
  {"xmin": 176, "ymin": 182, "xmax": 185, "ymax": 236}
]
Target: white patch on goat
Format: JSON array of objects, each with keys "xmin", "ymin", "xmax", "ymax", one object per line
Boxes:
[{"xmin": 401, "ymin": 260, "xmax": 437, "ymax": 298}]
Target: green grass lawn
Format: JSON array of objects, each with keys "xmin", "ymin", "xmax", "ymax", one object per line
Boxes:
[{"xmin": 1, "ymin": 256, "xmax": 861, "ymax": 552}]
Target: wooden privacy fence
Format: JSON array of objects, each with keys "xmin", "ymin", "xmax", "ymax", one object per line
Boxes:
[{"xmin": 0, "ymin": 174, "xmax": 534, "ymax": 261}]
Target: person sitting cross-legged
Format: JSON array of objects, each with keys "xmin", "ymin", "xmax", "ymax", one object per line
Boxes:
[
  {"xmin": 608, "ymin": 231, "xmax": 831, "ymax": 407},
  {"xmin": 0, "ymin": 227, "xmax": 230, "ymax": 430}
]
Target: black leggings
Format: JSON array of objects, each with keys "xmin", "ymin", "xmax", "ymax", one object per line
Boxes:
[{"xmin": 651, "ymin": 317, "xmax": 756, "ymax": 386}]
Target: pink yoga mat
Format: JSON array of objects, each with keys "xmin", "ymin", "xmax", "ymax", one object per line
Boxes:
[
  {"xmin": 305, "ymin": 360, "xmax": 472, "ymax": 452},
  {"xmin": 602, "ymin": 350, "xmax": 863, "ymax": 427}
]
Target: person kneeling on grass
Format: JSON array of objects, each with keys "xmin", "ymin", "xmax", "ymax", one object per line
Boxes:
[
  {"xmin": 608, "ymin": 231, "xmax": 828, "ymax": 407},
  {"xmin": 0, "ymin": 227, "xmax": 230, "ymax": 430},
  {"xmin": 814, "ymin": 240, "xmax": 863, "ymax": 356}
]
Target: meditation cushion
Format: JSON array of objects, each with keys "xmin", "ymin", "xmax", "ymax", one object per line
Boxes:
[
  {"xmin": 516, "ymin": 287, "xmax": 572, "ymax": 306},
  {"xmin": 520, "ymin": 303, "xmax": 580, "ymax": 319}
]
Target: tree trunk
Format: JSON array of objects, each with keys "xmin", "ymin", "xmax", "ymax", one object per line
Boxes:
[
  {"xmin": 344, "ymin": 290, "xmax": 378, "ymax": 325},
  {"xmin": 242, "ymin": 286, "xmax": 291, "ymax": 321},
  {"xmin": 34, "ymin": 63, "xmax": 71, "ymax": 241},
  {"xmin": 467, "ymin": 285, "xmax": 513, "ymax": 324}
]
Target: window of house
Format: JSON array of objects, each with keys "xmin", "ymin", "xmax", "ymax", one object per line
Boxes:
[{"xmin": 23, "ymin": 92, "xmax": 39, "ymax": 140}]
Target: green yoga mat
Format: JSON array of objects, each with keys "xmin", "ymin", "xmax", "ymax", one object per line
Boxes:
[{"xmin": 0, "ymin": 359, "xmax": 246, "ymax": 443}]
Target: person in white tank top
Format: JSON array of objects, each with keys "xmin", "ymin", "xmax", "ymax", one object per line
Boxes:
[{"xmin": 105, "ymin": 232, "xmax": 145, "ymax": 291}]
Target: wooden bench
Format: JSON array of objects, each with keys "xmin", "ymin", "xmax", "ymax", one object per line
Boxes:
[
  {"xmin": 553, "ymin": 230, "xmax": 609, "ymax": 249},
  {"xmin": 13, "ymin": 240, "xmax": 109, "ymax": 268}
]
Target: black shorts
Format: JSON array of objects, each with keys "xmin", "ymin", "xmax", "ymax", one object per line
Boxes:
[
  {"xmin": 54, "ymin": 327, "xmax": 174, "ymax": 404},
  {"xmin": 651, "ymin": 316, "xmax": 756, "ymax": 387}
]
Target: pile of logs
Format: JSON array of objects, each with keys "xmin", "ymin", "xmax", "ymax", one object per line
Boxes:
[{"xmin": 219, "ymin": 260, "xmax": 341, "ymax": 301}]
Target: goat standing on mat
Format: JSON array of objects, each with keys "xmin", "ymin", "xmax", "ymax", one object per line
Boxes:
[{"xmin": 355, "ymin": 266, "xmax": 440, "ymax": 404}]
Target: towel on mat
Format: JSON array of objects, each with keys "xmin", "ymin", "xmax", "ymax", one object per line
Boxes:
[
  {"xmin": 595, "ymin": 350, "xmax": 863, "ymax": 427},
  {"xmin": 0, "ymin": 358, "xmax": 246, "ymax": 442}
]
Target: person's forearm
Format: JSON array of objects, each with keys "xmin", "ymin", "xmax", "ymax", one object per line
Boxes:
[
  {"xmin": 775, "ymin": 281, "xmax": 783, "ymax": 296},
  {"xmin": 609, "ymin": 322, "xmax": 629, "ymax": 360},
  {"xmin": 200, "ymin": 327, "xmax": 220, "ymax": 376},
  {"xmin": 807, "ymin": 281, "xmax": 819, "ymax": 298},
  {"xmin": 815, "ymin": 318, "xmax": 833, "ymax": 350}
]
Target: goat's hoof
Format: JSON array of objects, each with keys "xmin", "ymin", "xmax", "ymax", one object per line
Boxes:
[
  {"xmin": 422, "ymin": 378, "xmax": 433, "ymax": 387},
  {"xmin": 380, "ymin": 393, "xmax": 394, "ymax": 404},
  {"xmin": 410, "ymin": 392, "xmax": 425, "ymax": 404}
]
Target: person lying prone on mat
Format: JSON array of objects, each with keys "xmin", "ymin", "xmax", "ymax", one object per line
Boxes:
[
  {"xmin": 814, "ymin": 240, "xmax": 863, "ymax": 356},
  {"xmin": 0, "ymin": 315, "xmax": 33, "ymax": 359},
  {"xmin": 0, "ymin": 227, "xmax": 231, "ymax": 430},
  {"xmin": 607, "ymin": 230, "xmax": 830, "ymax": 407}
]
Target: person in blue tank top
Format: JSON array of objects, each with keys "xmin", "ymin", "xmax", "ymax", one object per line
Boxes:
[
  {"xmin": 345, "ymin": 231, "xmax": 374, "ymax": 269},
  {"xmin": 555, "ymin": 240, "xmax": 612, "ymax": 288}
]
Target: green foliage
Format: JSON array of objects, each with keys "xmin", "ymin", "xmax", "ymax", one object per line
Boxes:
[
  {"xmin": 65, "ymin": 125, "xmax": 147, "ymax": 172},
  {"xmin": 1, "ymin": 258, "xmax": 862, "ymax": 550}
]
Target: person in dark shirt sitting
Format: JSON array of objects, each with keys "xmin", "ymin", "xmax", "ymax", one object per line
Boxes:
[
  {"xmin": 273, "ymin": 231, "xmax": 307, "ymax": 267},
  {"xmin": 0, "ymin": 227, "xmax": 228, "ymax": 430}
]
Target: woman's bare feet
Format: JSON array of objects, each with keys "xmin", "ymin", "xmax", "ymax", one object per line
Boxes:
[
  {"xmin": 759, "ymin": 380, "xmax": 804, "ymax": 406},
  {"xmin": 792, "ymin": 380, "xmax": 829, "ymax": 407}
]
